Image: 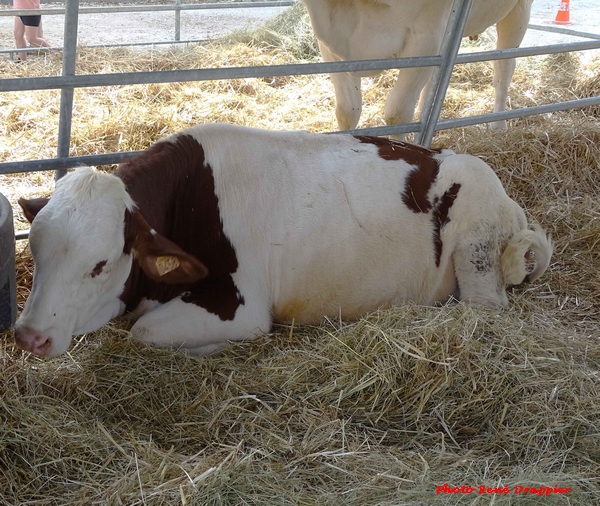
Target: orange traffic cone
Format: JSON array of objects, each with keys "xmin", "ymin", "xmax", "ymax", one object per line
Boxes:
[{"xmin": 552, "ymin": 0, "xmax": 573, "ymax": 25}]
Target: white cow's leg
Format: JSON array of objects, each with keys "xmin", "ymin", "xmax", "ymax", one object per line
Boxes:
[
  {"xmin": 319, "ymin": 42, "xmax": 362, "ymax": 131},
  {"xmin": 130, "ymin": 296, "xmax": 272, "ymax": 354},
  {"xmin": 415, "ymin": 79, "xmax": 433, "ymax": 120},
  {"xmin": 452, "ymin": 232, "xmax": 509, "ymax": 309},
  {"xmin": 491, "ymin": 0, "xmax": 534, "ymax": 131},
  {"xmin": 384, "ymin": 66, "xmax": 435, "ymax": 140},
  {"xmin": 383, "ymin": 33, "xmax": 442, "ymax": 140},
  {"xmin": 332, "ymin": 72, "xmax": 362, "ymax": 131}
]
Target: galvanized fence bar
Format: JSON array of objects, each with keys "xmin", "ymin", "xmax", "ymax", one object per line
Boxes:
[
  {"xmin": 1, "ymin": 2, "xmax": 599, "ymax": 179},
  {"xmin": 3, "ymin": 2, "xmax": 598, "ymax": 56},
  {"xmin": 4, "ymin": 93, "xmax": 600, "ymax": 177},
  {"xmin": 0, "ymin": 39, "xmax": 211, "ymax": 55},
  {"xmin": 4, "ymin": 1, "xmax": 297, "ymax": 16},
  {"xmin": 456, "ymin": 40, "xmax": 600, "ymax": 63},
  {"xmin": 175, "ymin": 0, "xmax": 181, "ymax": 41},
  {"xmin": 434, "ymin": 96, "xmax": 600, "ymax": 131},
  {"xmin": 527, "ymin": 24, "xmax": 600, "ymax": 41},
  {"xmin": 1, "ymin": 153, "xmax": 141, "ymax": 176},
  {"xmin": 416, "ymin": 0, "xmax": 474, "ymax": 147},
  {"xmin": 3, "ymin": 1, "xmax": 297, "ymax": 57},
  {"xmin": 2, "ymin": 39, "xmax": 600, "ymax": 95},
  {"xmin": 2, "ymin": 40, "xmax": 599, "ymax": 176},
  {"xmin": 55, "ymin": 0, "xmax": 79, "ymax": 180},
  {"xmin": 0, "ymin": 55, "xmax": 443, "ymax": 92}
]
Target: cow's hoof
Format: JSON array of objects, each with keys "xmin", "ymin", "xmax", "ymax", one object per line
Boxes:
[{"xmin": 489, "ymin": 120, "xmax": 508, "ymax": 132}]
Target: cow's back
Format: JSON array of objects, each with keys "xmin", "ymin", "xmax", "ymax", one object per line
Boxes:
[{"xmin": 303, "ymin": 0, "xmax": 524, "ymax": 62}]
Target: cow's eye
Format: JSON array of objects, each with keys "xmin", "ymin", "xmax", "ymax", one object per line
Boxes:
[{"xmin": 90, "ymin": 260, "xmax": 108, "ymax": 278}]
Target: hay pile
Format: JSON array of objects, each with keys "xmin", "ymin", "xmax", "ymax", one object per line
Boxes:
[{"xmin": 1, "ymin": 5, "xmax": 600, "ymax": 504}]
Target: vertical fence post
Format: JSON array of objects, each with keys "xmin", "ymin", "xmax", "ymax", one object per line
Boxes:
[
  {"xmin": 55, "ymin": 0, "xmax": 79, "ymax": 180},
  {"xmin": 415, "ymin": 0, "xmax": 474, "ymax": 147},
  {"xmin": 175, "ymin": 0, "xmax": 181, "ymax": 42}
]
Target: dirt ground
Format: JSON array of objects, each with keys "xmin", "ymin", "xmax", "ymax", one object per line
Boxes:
[{"xmin": 0, "ymin": 0, "xmax": 598, "ymax": 56}]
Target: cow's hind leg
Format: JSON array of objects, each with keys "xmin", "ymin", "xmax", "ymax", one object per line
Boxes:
[
  {"xmin": 130, "ymin": 297, "xmax": 272, "ymax": 354},
  {"xmin": 491, "ymin": 0, "xmax": 533, "ymax": 131},
  {"xmin": 452, "ymin": 228, "xmax": 509, "ymax": 308}
]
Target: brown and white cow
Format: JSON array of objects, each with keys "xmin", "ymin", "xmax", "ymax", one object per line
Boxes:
[
  {"xmin": 14, "ymin": 123, "xmax": 551, "ymax": 357},
  {"xmin": 302, "ymin": 0, "xmax": 534, "ymax": 133}
]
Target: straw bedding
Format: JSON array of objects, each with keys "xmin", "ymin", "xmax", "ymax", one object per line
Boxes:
[{"xmin": 1, "ymin": 4, "xmax": 599, "ymax": 504}]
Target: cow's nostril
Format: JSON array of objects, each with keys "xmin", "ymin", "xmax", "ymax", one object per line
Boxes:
[
  {"xmin": 14, "ymin": 327, "xmax": 32, "ymax": 349},
  {"xmin": 37, "ymin": 338, "xmax": 52, "ymax": 355}
]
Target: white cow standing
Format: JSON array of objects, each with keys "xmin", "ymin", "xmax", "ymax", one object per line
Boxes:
[
  {"xmin": 14, "ymin": 124, "xmax": 551, "ymax": 358},
  {"xmin": 302, "ymin": 0, "xmax": 534, "ymax": 133}
]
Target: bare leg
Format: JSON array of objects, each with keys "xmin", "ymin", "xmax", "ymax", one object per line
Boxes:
[
  {"xmin": 24, "ymin": 24, "xmax": 50, "ymax": 50},
  {"xmin": 13, "ymin": 17, "xmax": 27, "ymax": 61}
]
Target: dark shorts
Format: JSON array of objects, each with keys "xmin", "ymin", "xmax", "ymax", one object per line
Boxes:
[{"xmin": 20, "ymin": 15, "xmax": 41, "ymax": 27}]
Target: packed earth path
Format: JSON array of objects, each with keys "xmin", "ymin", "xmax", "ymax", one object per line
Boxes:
[{"xmin": 0, "ymin": 0, "xmax": 599, "ymax": 58}]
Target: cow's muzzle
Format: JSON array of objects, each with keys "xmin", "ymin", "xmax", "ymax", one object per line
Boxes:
[{"xmin": 14, "ymin": 325, "xmax": 53, "ymax": 357}]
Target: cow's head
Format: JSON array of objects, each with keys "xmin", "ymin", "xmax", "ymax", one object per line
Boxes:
[{"xmin": 14, "ymin": 168, "xmax": 207, "ymax": 358}]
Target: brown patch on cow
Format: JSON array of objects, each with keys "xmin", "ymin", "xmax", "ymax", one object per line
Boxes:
[
  {"xmin": 355, "ymin": 136, "xmax": 442, "ymax": 213},
  {"xmin": 123, "ymin": 209, "xmax": 208, "ymax": 284},
  {"xmin": 181, "ymin": 277, "xmax": 244, "ymax": 321},
  {"xmin": 90, "ymin": 260, "xmax": 107, "ymax": 278},
  {"xmin": 118, "ymin": 134, "xmax": 244, "ymax": 321},
  {"xmin": 431, "ymin": 183, "xmax": 461, "ymax": 267}
]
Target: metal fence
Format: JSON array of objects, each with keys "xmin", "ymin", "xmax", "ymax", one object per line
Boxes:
[
  {"xmin": 1, "ymin": 0, "xmax": 296, "ymax": 51},
  {"xmin": 1, "ymin": 0, "xmax": 600, "ymax": 182}
]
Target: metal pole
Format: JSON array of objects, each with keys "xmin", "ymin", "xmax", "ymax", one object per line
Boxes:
[
  {"xmin": 415, "ymin": 0, "xmax": 474, "ymax": 147},
  {"xmin": 175, "ymin": 0, "xmax": 181, "ymax": 41},
  {"xmin": 55, "ymin": 0, "xmax": 79, "ymax": 180}
]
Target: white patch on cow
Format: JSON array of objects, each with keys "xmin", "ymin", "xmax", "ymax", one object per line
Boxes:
[
  {"xmin": 15, "ymin": 168, "xmax": 135, "ymax": 357},
  {"xmin": 126, "ymin": 298, "xmax": 163, "ymax": 321},
  {"xmin": 130, "ymin": 296, "xmax": 270, "ymax": 352},
  {"xmin": 73, "ymin": 298, "xmax": 126, "ymax": 335}
]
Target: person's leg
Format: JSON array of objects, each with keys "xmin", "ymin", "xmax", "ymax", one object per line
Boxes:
[
  {"xmin": 38, "ymin": 17, "xmax": 45, "ymax": 39},
  {"xmin": 24, "ymin": 23, "xmax": 50, "ymax": 49},
  {"xmin": 13, "ymin": 16, "xmax": 27, "ymax": 61}
]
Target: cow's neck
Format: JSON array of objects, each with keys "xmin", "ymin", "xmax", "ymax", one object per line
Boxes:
[{"xmin": 116, "ymin": 133, "xmax": 240, "ymax": 315}]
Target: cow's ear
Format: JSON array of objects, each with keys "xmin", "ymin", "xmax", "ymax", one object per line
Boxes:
[
  {"xmin": 18, "ymin": 197, "xmax": 50, "ymax": 223},
  {"xmin": 125, "ymin": 209, "xmax": 208, "ymax": 284},
  {"xmin": 137, "ymin": 233, "xmax": 209, "ymax": 284}
]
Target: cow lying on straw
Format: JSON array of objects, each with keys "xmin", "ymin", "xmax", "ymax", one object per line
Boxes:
[
  {"xmin": 14, "ymin": 123, "xmax": 552, "ymax": 358},
  {"xmin": 302, "ymin": 0, "xmax": 534, "ymax": 133}
]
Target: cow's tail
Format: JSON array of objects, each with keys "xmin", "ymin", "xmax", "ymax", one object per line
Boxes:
[{"xmin": 501, "ymin": 225, "xmax": 553, "ymax": 286}]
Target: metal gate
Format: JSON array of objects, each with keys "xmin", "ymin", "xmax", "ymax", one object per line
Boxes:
[{"xmin": 1, "ymin": 0, "xmax": 599, "ymax": 176}]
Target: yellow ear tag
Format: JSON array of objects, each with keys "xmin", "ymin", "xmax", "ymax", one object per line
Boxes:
[{"xmin": 155, "ymin": 256, "xmax": 180, "ymax": 276}]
